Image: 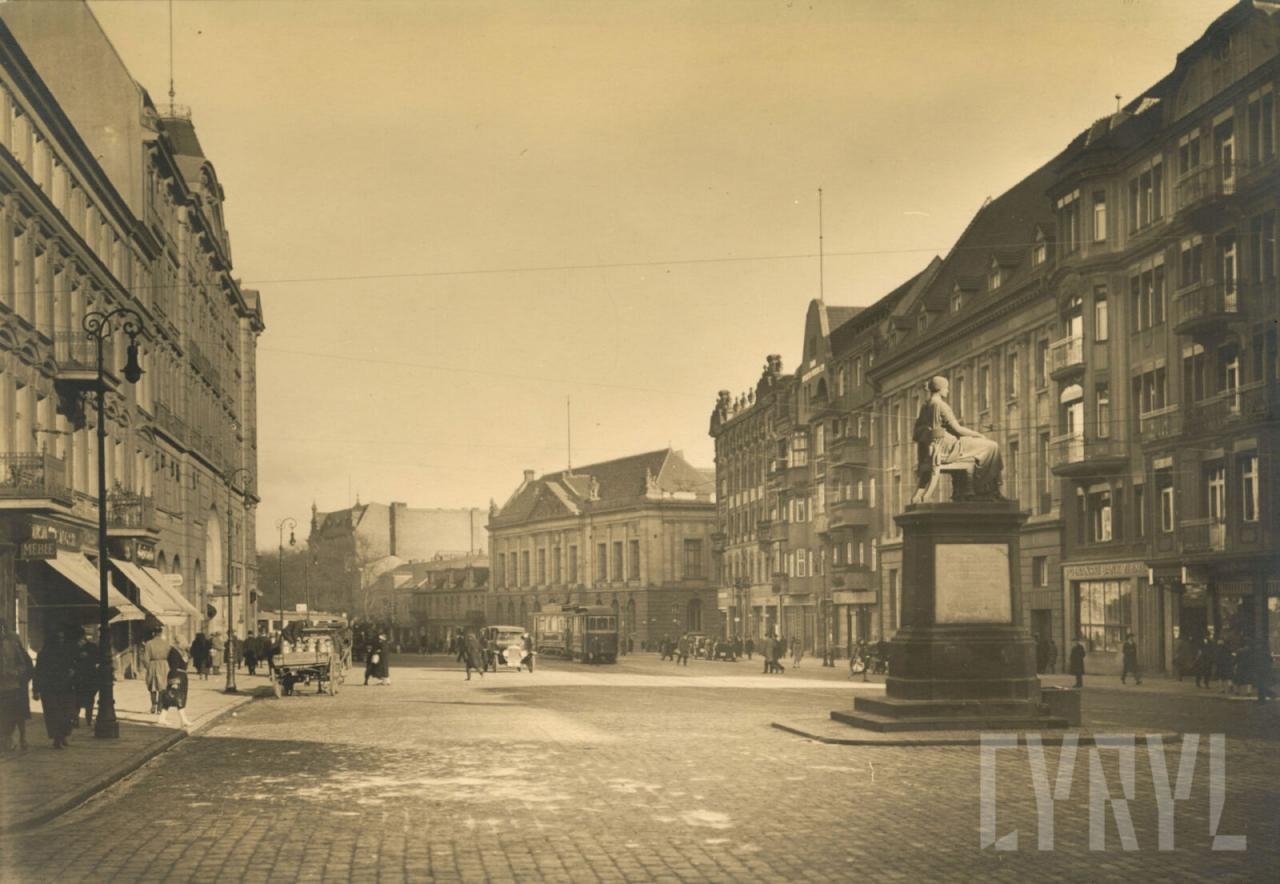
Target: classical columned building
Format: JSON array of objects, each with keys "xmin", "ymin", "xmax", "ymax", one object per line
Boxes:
[
  {"xmin": 488, "ymin": 449, "xmax": 718, "ymax": 648},
  {"xmin": 0, "ymin": 2, "xmax": 263, "ymax": 656}
]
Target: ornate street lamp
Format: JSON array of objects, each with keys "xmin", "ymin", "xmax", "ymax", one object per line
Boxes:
[
  {"xmin": 276, "ymin": 517, "xmax": 297, "ymax": 634},
  {"xmin": 84, "ymin": 307, "xmax": 146, "ymax": 740},
  {"xmin": 225, "ymin": 467, "xmax": 253, "ymax": 693}
]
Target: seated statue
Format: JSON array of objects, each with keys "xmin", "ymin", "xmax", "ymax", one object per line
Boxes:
[{"xmin": 910, "ymin": 375, "xmax": 1003, "ymax": 502}]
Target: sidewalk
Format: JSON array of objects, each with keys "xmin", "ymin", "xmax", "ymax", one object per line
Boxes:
[
  {"xmin": 1038, "ymin": 671, "xmax": 1268, "ymax": 701},
  {"xmin": 0, "ymin": 668, "xmax": 267, "ymax": 833}
]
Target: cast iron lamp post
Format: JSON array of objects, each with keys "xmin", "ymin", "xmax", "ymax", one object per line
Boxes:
[
  {"xmin": 224, "ymin": 468, "xmax": 253, "ymax": 692},
  {"xmin": 85, "ymin": 307, "xmax": 146, "ymax": 740},
  {"xmin": 276, "ymin": 517, "xmax": 297, "ymax": 634}
]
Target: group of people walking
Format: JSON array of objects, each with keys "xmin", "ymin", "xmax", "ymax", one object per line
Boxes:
[{"xmin": 1175, "ymin": 633, "xmax": 1272, "ymax": 700}]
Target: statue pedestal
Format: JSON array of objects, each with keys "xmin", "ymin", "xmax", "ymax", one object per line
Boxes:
[{"xmin": 833, "ymin": 501, "xmax": 1067, "ymax": 732}]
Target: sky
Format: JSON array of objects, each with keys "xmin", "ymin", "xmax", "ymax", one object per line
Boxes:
[{"xmin": 83, "ymin": 0, "xmax": 1233, "ymax": 551}]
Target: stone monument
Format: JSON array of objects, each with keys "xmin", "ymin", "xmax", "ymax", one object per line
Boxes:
[{"xmin": 832, "ymin": 377, "xmax": 1066, "ymax": 732}]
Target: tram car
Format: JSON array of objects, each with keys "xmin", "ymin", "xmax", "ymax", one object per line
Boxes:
[{"xmin": 532, "ymin": 604, "xmax": 619, "ymax": 663}]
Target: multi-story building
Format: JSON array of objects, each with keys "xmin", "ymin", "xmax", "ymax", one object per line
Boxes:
[
  {"xmin": 0, "ymin": 2, "xmax": 262, "ymax": 656},
  {"xmin": 487, "ymin": 449, "xmax": 718, "ymax": 648},
  {"xmin": 407, "ymin": 554, "xmax": 490, "ymax": 650},
  {"xmin": 711, "ymin": 1, "xmax": 1279, "ymax": 673},
  {"xmin": 306, "ymin": 500, "xmax": 485, "ymax": 616}
]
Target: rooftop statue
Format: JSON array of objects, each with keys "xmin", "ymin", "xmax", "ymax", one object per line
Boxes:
[{"xmin": 910, "ymin": 375, "xmax": 1003, "ymax": 504}]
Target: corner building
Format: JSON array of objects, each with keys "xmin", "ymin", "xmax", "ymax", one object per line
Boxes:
[
  {"xmin": 488, "ymin": 449, "xmax": 718, "ymax": 649},
  {"xmin": 0, "ymin": 2, "xmax": 263, "ymax": 656}
]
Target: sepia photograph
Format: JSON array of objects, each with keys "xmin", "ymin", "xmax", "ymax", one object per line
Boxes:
[{"xmin": 0, "ymin": 0, "xmax": 1276, "ymax": 880}]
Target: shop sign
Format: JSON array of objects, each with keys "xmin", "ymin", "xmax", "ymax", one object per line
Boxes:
[
  {"xmin": 17, "ymin": 539, "xmax": 57, "ymax": 560},
  {"xmin": 1062, "ymin": 561, "xmax": 1147, "ymax": 581},
  {"xmin": 134, "ymin": 542, "xmax": 156, "ymax": 565},
  {"xmin": 29, "ymin": 520, "xmax": 81, "ymax": 551},
  {"xmin": 832, "ymin": 590, "xmax": 877, "ymax": 606}
]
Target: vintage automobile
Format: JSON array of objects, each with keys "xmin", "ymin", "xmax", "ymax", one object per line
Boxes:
[{"xmin": 482, "ymin": 624, "xmax": 528, "ymax": 669}]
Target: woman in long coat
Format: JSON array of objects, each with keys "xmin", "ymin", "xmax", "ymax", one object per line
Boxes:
[
  {"xmin": 189, "ymin": 633, "xmax": 211, "ymax": 680},
  {"xmin": 364, "ymin": 632, "xmax": 390, "ymax": 686},
  {"xmin": 462, "ymin": 631, "xmax": 485, "ymax": 681},
  {"xmin": 157, "ymin": 644, "xmax": 191, "ymax": 728},
  {"xmin": 142, "ymin": 630, "xmax": 172, "ymax": 713},
  {"xmin": 32, "ymin": 625, "xmax": 78, "ymax": 749}
]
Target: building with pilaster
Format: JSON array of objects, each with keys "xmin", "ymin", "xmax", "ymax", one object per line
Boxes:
[
  {"xmin": 487, "ymin": 449, "xmax": 718, "ymax": 648},
  {"xmin": 0, "ymin": 1, "xmax": 263, "ymax": 656}
]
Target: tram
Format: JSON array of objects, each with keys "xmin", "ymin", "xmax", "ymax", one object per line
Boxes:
[{"xmin": 532, "ymin": 604, "xmax": 619, "ymax": 663}]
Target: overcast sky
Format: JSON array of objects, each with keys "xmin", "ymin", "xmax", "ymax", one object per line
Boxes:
[{"xmin": 86, "ymin": 0, "xmax": 1230, "ymax": 551}]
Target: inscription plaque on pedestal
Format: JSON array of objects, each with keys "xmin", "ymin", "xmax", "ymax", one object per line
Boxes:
[{"xmin": 934, "ymin": 542, "xmax": 1011, "ymax": 624}]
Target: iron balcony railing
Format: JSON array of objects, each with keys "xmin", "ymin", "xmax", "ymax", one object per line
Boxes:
[
  {"xmin": 0, "ymin": 452, "xmax": 70, "ymax": 501},
  {"xmin": 1173, "ymin": 281, "xmax": 1241, "ymax": 331},
  {"xmin": 1178, "ymin": 517, "xmax": 1226, "ymax": 553},
  {"xmin": 1138, "ymin": 405, "xmax": 1182, "ymax": 442},
  {"xmin": 107, "ymin": 491, "xmax": 156, "ymax": 530}
]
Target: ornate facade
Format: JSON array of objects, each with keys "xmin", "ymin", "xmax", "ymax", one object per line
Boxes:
[{"xmin": 0, "ymin": 2, "xmax": 263, "ymax": 655}]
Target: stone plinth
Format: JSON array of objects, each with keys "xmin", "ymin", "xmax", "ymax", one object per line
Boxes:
[{"xmin": 833, "ymin": 501, "xmax": 1067, "ymax": 732}]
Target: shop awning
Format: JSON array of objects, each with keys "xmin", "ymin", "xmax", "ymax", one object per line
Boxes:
[
  {"xmin": 109, "ymin": 558, "xmax": 187, "ymax": 627},
  {"xmin": 44, "ymin": 553, "xmax": 146, "ymax": 621},
  {"xmin": 140, "ymin": 566, "xmax": 200, "ymax": 618}
]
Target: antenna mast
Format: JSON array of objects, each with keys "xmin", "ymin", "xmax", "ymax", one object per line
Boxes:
[
  {"xmin": 167, "ymin": 0, "xmax": 176, "ymax": 111},
  {"xmin": 818, "ymin": 187, "xmax": 825, "ymax": 303},
  {"xmin": 567, "ymin": 396, "xmax": 572, "ymax": 472}
]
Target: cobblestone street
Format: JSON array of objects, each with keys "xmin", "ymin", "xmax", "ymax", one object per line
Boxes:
[{"xmin": 2, "ymin": 654, "xmax": 1277, "ymax": 882}]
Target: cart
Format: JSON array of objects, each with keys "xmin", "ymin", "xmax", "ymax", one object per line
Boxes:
[{"xmin": 270, "ymin": 625, "xmax": 346, "ymax": 697}]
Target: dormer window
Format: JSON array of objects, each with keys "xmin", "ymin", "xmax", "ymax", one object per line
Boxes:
[
  {"xmin": 1032, "ymin": 228, "xmax": 1048, "ymax": 267},
  {"xmin": 951, "ymin": 288, "xmax": 963, "ymax": 313},
  {"xmin": 989, "ymin": 257, "xmax": 1002, "ymax": 291},
  {"xmin": 917, "ymin": 312, "xmax": 928, "ymax": 332}
]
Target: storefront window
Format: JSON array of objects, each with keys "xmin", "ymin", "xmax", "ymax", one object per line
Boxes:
[{"xmin": 1074, "ymin": 579, "xmax": 1131, "ymax": 652}]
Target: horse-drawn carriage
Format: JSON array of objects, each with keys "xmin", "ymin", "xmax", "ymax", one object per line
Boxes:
[{"xmin": 270, "ymin": 623, "xmax": 349, "ymax": 697}]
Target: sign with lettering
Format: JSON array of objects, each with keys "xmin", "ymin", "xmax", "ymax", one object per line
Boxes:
[
  {"xmin": 935, "ymin": 543, "xmax": 1012, "ymax": 624},
  {"xmin": 17, "ymin": 540, "xmax": 57, "ymax": 561},
  {"xmin": 1062, "ymin": 560, "xmax": 1147, "ymax": 581},
  {"xmin": 30, "ymin": 520, "xmax": 81, "ymax": 551}
]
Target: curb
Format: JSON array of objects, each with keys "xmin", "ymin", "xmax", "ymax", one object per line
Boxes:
[
  {"xmin": 1, "ymin": 690, "xmax": 263, "ymax": 834},
  {"xmin": 770, "ymin": 720, "xmax": 1184, "ymax": 747}
]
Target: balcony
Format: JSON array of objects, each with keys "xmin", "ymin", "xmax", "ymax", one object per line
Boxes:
[
  {"xmin": 153, "ymin": 402, "xmax": 187, "ymax": 444},
  {"xmin": 756, "ymin": 520, "xmax": 784, "ymax": 548},
  {"xmin": 830, "ymin": 435, "xmax": 870, "ymax": 468},
  {"xmin": 1174, "ymin": 164, "xmax": 1241, "ymax": 218},
  {"xmin": 1179, "ymin": 518, "xmax": 1226, "ymax": 554},
  {"xmin": 1048, "ymin": 335, "xmax": 1084, "ymax": 381},
  {"xmin": 107, "ymin": 491, "xmax": 158, "ymax": 535},
  {"xmin": 1138, "ymin": 405, "xmax": 1182, "ymax": 445},
  {"xmin": 1184, "ymin": 382, "xmax": 1278, "ymax": 434},
  {"xmin": 829, "ymin": 564, "xmax": 873, "ymax": 592},
  {"xmin": 828, "ymin": 497, "xmax": 873, "ymax": 531},
  {"xmin": 1173, "ymin": 281, "xmax": 1243, "ymax": 338},
  {"xmin": 0, "ymin": 452, "xmax": 72, "ymax": 504},
  {"xmin": 1048, "ymin": 433, "xmax": 1128, "ymax": 478}
]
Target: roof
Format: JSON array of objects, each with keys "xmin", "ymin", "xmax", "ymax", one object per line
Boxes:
[{"xmin": 493, "ymin": 449, "xmax": 713, "ymax": 526}]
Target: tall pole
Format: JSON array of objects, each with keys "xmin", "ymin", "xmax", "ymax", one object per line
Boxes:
[
  {"xmin": 276, "ymin": 517, "xmax": 296, "ymax": 635},
  {"xmin": 225, "ymin": 467, "xmax": 252, "ymax": 693},
  {"xmin": 85, "ymin": 307, "xmax": 145, "ymax": 740}
]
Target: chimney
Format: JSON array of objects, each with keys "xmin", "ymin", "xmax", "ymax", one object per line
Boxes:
[
  {"xmin": 389, "ymin": 501, "xmax": 407, "ymax": 556},
  {"xmin": 523, "ymin": 469, "xmax": 535, "ymax": 482}
]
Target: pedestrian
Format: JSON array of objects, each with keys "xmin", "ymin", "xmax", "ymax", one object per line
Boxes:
[
  {"xmin": 32, "ymin": 624, "xmax": 78, "ymax": 750},
  {"xmin": 745, "ymin": 637, "xmax": 754, "ymax": 660},
  {"xmin": 0, "ymin": 618, "xmax": 34, "ymax": 752},
  {"xmin": 364, "ymin": 632, "xmax": 390, "ymax": 685},
  {"xmin": 1214, "ymin": 639, "xmax": 1234, "ymax": 693},
  {"xmin": 1194, "ymin": 637, "xmax": 1213, "ymax": 688},
  {"xmin": 1033, "ymin": 633, "xmax": 1046, "ymax": 674},
  {"xmin": 1252, "ymin": 641, "xmax": 1272, "ymax": 703},
  {"xmin": 210, "ymin": 632, "xmax": 225, "ymax": 676},
  {"xmin": 1231, "ymin": 641, "xmax": 1251, "ymax": 697},
  {"xmin": 157, "ymin": 644, "xmax": 192, "ymax": 729},
  {"xmin": 462, "ymin": 630, "xmax": 485, "ymax": 681},
  {"xmin": 190, "ymin": 633, "xmax": 211, "ymax": 679},
  {"xmin": 1069, "ymin": 635, "xmax": 1086, "ymax": 689},
  {"xmin": 676, "ymin": 634, "xmax": 690, "ymax": 666},
  {"xmin": 1121, "ymin": 633, "xmax": 1141, "ymax": 685},
  {"xmin": 72, "ymin": 629, "xmax": 99, "ymax": 729},
  {"xmin": 522, "ymin": 633, "xmax": 535, "ymax": 672},
  {"xmin": 1046, "ymin": 637, "xmax": 1058, "ymax": 674},
  {"xmin": 142, "ymin": 628, "xmax": 172, "ymax": 713},
  {"xmin": 243, "ymin": 632, "xmax": 259, "ymax": 677},
  {"xmin": 791, "ymin": 637, "xmax": 803, "ymax": 668}
]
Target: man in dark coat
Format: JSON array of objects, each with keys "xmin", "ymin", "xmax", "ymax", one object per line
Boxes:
[
  {"xmin": 33, "ymin": 625, "xmax": 78, "ymax": 749},
  {"xmin": 1069, "ymin": 636, "xmax": 1086, "ymax": 688},
  {"xmin": 462, "ymin": 631, "xmax": 485, "ymax": 681},
  {"xmin": 72, "ymin": 630, "xmax": 99, "ymax": 729},
  {"xmin": 364, "ymin": 633, "xmax": 390, "ymax": 685},
  {"xmin": 1121, "ymin": 633, "xmax": 1142, "ymax": 684}
]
